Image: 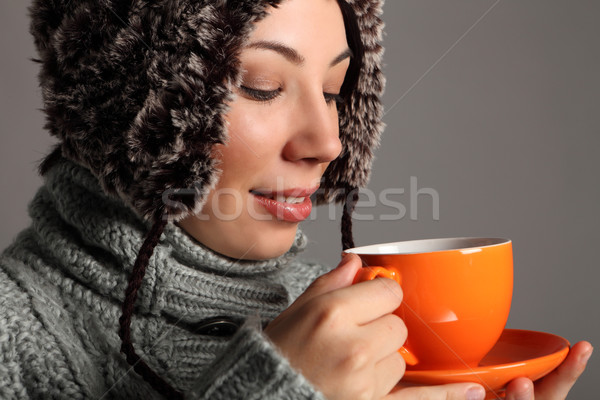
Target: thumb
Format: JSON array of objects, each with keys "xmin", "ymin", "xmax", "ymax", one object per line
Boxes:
[
  {"xmin": 389, "ymin": 383, "xmax": 487, "ymax": 400},
  {"xmin": 265, "ymin": 253, "xmax": 363, "ymax": 336},
  {"xmin": 300, "ymin": 253, "xmax": 363, "ymax": 300}
]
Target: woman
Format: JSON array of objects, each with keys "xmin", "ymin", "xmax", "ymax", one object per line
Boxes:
[{"xmin": 0, "ymin": 0, "xmax": 590, "ymax": 399}]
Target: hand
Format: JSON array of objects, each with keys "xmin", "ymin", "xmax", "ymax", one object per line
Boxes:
[
  {"xmin": 265, "ymin": 254, "xmax": 490, "ymax": 400},
  {"xmin": 504, "ymin": 340, "xmax": 593, "ymax": 400},
  {"xmin": 375, "ymin": 342, "xmax": 593, "ymax": 400},
  {"xmin": 390, "ymin": 383, "xmax": 487, "ymax": 400},
  {"xmin": 264, "ymin": 253, "xmax": 408, "ymax": 400},
  {"xmin": 378, "ymin": 341, "xmax": 593, "ymax": 400}
]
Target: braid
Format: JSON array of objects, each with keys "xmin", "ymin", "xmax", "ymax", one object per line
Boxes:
[
  {"xmin": 341, "ymin": 187, "xmax": 359, "ymax": 250},
  {"xmin": 118, "ymin": 216, "xmax": 184, "ymax": 400}
]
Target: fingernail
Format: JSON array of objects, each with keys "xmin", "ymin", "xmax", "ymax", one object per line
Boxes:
[
  {"xmin": 466, "ymin": 386, "xmax": 486, "ymax": 400},
  {"xmin": 338, "ymin": 253, "xmax": 353, "ymax": 267},
  {"xmin": 580, "ymin": 347, "xmax": 593, "ymax": 365}
]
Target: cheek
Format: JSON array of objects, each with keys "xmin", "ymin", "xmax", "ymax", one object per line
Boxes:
[{"xmin": 221, "ymin": 105, "xmax": 284, "ymax": 171}]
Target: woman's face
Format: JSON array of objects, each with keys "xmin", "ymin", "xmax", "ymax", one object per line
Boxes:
[{"xmin": 178, "ymin": 0, "xmax": 350, "ymax": 260}]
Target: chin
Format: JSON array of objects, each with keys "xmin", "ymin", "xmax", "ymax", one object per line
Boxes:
[
  {"xmin": 233, "ymin": 224, "xmax": 299, "ymax": 261},
  {"xmin": 177, "ymin": 215, "xmax": 299, "ymax": 261}
]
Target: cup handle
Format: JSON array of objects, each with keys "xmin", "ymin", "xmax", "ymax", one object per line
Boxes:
[{"xmin": 353, "ymin": 266, "xmax": 419, "ymax": 366}]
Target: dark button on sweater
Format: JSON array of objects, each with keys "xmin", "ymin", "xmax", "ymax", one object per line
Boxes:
[{"xmin": 192, "ymin": 317, "xmax": 240, "ymax": 337}]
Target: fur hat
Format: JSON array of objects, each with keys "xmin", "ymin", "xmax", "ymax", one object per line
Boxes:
[
  {"xmin": 31, "ymin": 0, "xmax": 385, "ymax": 223},
  {"xmin": 30, "ymin": 0, "xmax": 385, "ymax": 398}
]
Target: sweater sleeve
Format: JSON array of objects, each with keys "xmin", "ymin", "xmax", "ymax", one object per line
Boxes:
[
  {"xmin": 0, "ymin": 270, "xmax": 80, "ymax": 398},
  {"xmin": 0, "ymin": 264, "xmax": 105, "ymax": 399},
  {"xmin": 188, "ymin": 319, "xmax": 326, "ymax": 400}
]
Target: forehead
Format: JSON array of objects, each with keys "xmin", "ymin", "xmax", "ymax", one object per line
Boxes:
[{"xmin": 248, "ymin": 0, "xmax": 348, "ymax": 53}]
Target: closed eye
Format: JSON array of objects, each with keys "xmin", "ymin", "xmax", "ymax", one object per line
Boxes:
[
  {"xmin": 240, "ymin": 86, "xmax": 343, "ymax": 106},
  {"xmin": 324, "ymin": 92, "xmax": 343, "ymax": 106},
  {"xmin": 240, "ymin": 86, "xmax": 281, "ymax": 102}
]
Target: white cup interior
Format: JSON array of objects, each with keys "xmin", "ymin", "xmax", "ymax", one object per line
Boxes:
[{"xmin": 345, "ymin": 237, "xmax": 510, "ymax": 255}]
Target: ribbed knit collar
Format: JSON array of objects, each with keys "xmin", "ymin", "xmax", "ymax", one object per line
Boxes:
[{"xmin": 20, "ymin": 157, "xmax": 309, "ymax": 325}]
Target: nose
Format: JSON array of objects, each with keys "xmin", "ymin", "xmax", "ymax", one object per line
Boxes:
[{"xmin": 281, "ymin": 89, "xmax": 343, "ymax": 163}]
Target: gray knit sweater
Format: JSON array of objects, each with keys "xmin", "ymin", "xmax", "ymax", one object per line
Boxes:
[{"xmin": 0, "ymin": 159, "xmax": 329, "ymax": 399}]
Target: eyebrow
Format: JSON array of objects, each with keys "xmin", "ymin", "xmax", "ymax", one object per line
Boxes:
[{"xmin": 245, "ymin": 40, "xmax": 353, "ymax": 67}]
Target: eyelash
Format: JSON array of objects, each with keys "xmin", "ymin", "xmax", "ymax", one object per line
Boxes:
[{"xmin": 240, "ymin": 86, "xmax": 343, "ymax": 106}]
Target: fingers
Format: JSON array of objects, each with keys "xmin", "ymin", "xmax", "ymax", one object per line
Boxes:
[
  {"xmin": 505, "ymin": 377, "xmax": 534, "ymax": 400},
  {"xmin": 389, "ymin": 341, "xmax": 593, "ymax": 400},
  {"xmin": 283, "ymin": 253, "xmax": 362, "ymax": 314},
  {"xmin": 504, "ymin": 340, "xmax": 593, "ymax": 400},
  {"xmin": 301, "ymin": 253, "xmax": 363, "ymax": 299},
  {"xmin": 374, "ymin": 351, "xmax": 406, "ymax": 399},
  {"xmin": 361, "ymin": 313, "xmax": 408, "ymax": 360},
  {"xmin": 296, "ymin": 253, "xmax": 403, "ymax": 326},
  {"xmin": 532, "ymin": 340, "xmax": 593, "ymax": 400},
  {"xmin": 266, "ymin": 253, "xmax": 407, "ymax": 400},
  {"xmin": 263, "ymin": 255, "xmax": 360, "ymax": 346},
  {"xmin": 389, "ymin": 383, "xmax": 487, "ymax": 400},
  {"xmin": 323, "ymin": 277, "xmax": 403, "ymax": 324}
]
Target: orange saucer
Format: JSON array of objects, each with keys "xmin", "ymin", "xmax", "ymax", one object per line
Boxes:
[{"xmin": 401, "ymin": 329, "xmax": 570, "ymax": 399}]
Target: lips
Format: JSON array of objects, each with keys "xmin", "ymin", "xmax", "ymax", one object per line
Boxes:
[
  {"xmin": 250, "ymin": 192, "xmax": 307, "ymax": 204},
  {"xmin": 250, "ymin": 186, "xmax": 318, "ymax": 222}
]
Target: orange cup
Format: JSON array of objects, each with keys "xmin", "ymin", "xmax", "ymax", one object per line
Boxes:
[{"xmin": 346, "ymin": 237, "xmax": 513, "ymax": 371}]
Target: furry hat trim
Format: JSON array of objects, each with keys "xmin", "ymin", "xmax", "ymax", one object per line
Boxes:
[{"xmin": 31, "ymin": 0, "xmax": 385, "ymax": 222}]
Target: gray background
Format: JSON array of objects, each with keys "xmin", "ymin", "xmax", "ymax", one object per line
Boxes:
[{"xmin": 1, "ymin": 0, "xmax": 598, "ymax": 397}]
